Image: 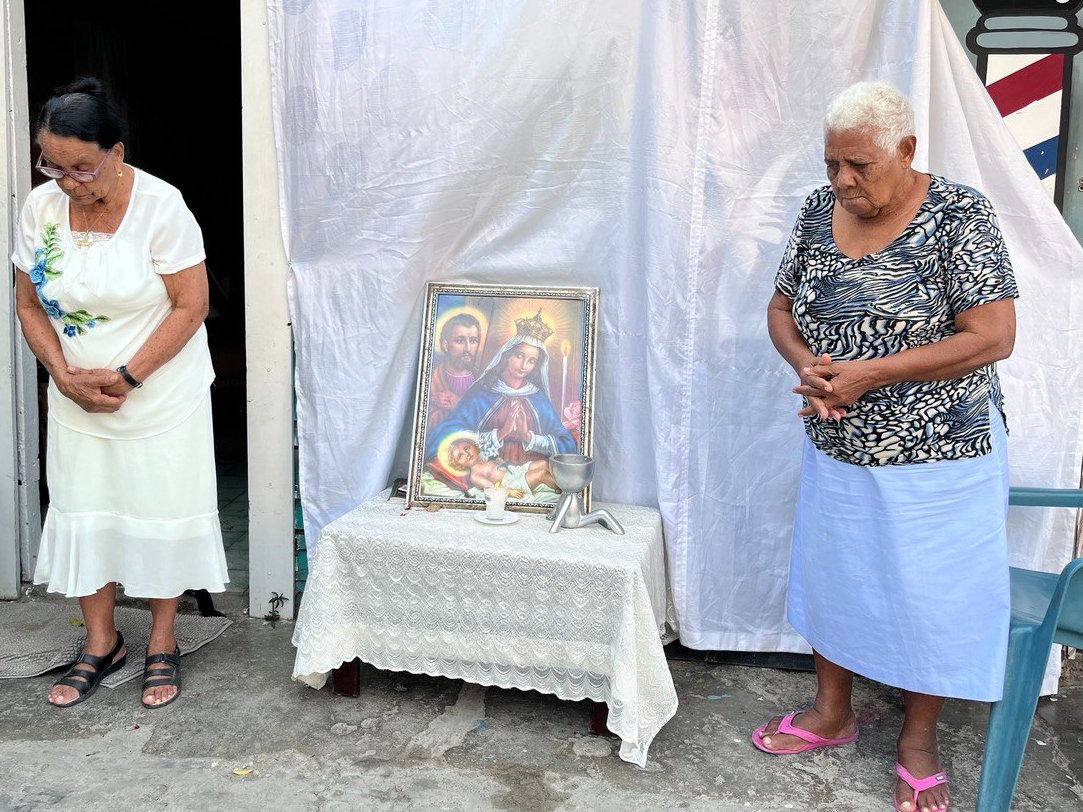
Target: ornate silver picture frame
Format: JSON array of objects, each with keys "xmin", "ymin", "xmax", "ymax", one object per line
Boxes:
[{"xmin": 407, "ymin": 283, "xmax": 599, "ymax": 513}]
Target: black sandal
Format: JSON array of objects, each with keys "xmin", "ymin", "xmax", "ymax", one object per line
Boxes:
[
  {"xmin": 141, "ymin": 646, "xmax": 182, "ymax": 709},
  {"xmin": 50, "ymin": 631, "xmax": 126, "ymax": 708}
]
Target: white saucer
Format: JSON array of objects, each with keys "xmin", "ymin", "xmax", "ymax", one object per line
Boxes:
[{"xmin": 474, "ymin": 512, "xmax": 520, "ymax": 526}]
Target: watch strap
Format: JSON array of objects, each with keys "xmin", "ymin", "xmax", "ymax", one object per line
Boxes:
[{"xmin": 116, "ymin": 365, "xmax": 143, "ymax": 389}]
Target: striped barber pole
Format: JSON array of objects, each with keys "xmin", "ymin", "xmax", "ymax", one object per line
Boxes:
[
  {"xmin": 983, "ymin": 52, "xmax": 1067, "ymax": 200},
  {"xmin": 966, "ymin": 1, "xmax": 1083, "ymax": 211}
]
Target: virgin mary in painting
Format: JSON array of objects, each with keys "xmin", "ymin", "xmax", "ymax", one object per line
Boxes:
[{"xmin": 424, "ymin": 310, "xmax": 575, "ymax": 500}]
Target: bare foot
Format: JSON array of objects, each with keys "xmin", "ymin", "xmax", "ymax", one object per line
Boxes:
[
  {"xmin": 142, "ymin": 633, "xmax": 179, "ymax": 707},
  {"xmin": 895, "ymin": 740, "xmax": 950, "ymax": 812},
  {"xmin": 48, "ymin": 633, "xmax": 126, "ymax": 706},
  {"xmin": 758, "ymin": 707, "xmax": 857, "ymax": 752}
]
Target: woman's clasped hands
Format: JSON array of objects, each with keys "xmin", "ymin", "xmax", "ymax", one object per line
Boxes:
[
  {"xmin": 58, "ymin": 365, "xmax": 128, "ymax": 413},
  {"xmin": 793, "ymin": 353, "xmax": 876, "ymax": 422}
]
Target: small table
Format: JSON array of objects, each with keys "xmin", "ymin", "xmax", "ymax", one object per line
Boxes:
[{"xmin": 292, "ymin": 492, "xmax": 678, "ymax": 766}]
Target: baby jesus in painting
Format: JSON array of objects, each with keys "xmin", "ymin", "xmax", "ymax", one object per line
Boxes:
[{"xmin": 447, "ymin": 437, "xmax": 557, "ymax": 499}]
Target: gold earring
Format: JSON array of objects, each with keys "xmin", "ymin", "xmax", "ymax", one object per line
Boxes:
[{"xmin": 117, "ymin": 167, "xmax": 123, "ymax": 177}]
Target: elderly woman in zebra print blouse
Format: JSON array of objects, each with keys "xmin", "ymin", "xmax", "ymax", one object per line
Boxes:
[{"xmin": 753, "ymin": 83, "xmax": 1018, "ymax": 812}]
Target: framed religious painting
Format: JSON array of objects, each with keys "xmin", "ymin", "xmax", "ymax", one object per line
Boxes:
[{"xmin": 407, "ymin": 283, "xmax": 599, "ymax": 513}]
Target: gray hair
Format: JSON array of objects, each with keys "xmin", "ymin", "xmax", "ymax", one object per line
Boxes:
[{"xmin": 824, "ymin": 82, "xmax": 915, "ymax": 153}]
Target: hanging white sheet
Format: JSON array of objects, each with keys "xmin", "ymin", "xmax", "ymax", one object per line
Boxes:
[{"xmin": 268, "ymin": 1, "xmax": 1083, "ymax": 676}]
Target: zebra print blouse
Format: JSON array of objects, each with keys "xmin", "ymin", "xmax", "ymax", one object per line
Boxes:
[{"xmin": 775, "ymin": 176, "xmax": 1018, "ymax": 467}]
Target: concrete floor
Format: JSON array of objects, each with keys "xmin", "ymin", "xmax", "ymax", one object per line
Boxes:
[{"xmin": 1, "ymin": 613, "xmax": 1080, "ymax": 812}]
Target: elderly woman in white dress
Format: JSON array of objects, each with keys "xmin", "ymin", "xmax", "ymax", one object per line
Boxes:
[
  {"xmin": 753, "ymin": 83, "xmax": 1017, "ymax": 812},
  {"xmin": 13, "ymin": 78, "xmax": 228, "ymax": 709}
]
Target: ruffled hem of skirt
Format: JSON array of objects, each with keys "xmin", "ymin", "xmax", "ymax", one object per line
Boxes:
[{"xmin": 34, "ymin": 507, "xmax": 230, "ymax": 599}]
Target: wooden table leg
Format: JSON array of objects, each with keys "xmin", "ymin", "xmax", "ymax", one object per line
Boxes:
[
  {"xmin": 586, "ymin": 699, "xmax": 611, "ymax": 736},
  {"xmin": 330, "ymin": 658, "xmax": 361, "ymax": 697}
]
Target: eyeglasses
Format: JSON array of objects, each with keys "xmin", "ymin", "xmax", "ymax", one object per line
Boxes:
[{"xmin": 35, "ymin": 151, "xmax": 110, "ymax": 183}]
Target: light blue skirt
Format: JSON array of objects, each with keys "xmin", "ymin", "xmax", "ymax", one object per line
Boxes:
[{"xmin": 787, "ymin": 408, "xmax": 1010, "ymax": 701}]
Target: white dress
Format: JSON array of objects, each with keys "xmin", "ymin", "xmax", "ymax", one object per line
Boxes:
[{"xmin": 12, "ymin": 168, "xmax": 229, "ymax": 598}]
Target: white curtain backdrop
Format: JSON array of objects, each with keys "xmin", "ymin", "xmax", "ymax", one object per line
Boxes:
[{"xmin": 269, "ymin": 1, "xmax": 1083, "ymax": 665}]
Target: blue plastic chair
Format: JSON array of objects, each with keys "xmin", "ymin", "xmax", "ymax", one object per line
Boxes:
[{"xmin": 975, "ymin": 487, "xmax": 1083, "ymax": 812}]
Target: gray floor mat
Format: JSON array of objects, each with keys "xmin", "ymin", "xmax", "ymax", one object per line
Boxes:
[{"xmin": 0, "ymin": 602, "xmax": 231, "ymax": 687}]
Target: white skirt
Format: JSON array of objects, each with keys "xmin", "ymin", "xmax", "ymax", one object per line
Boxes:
[{"xmin": 34, "ymin": 393, "xmax": 229, "ymax": 599}]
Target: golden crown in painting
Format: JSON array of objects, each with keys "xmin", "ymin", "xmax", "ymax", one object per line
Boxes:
[{"xmin": 514, "ymin": 309, "xmax": 554, "ymax": 343}]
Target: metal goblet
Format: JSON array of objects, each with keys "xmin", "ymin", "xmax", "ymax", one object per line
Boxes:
[{"xmin": 548, "ymin": 454, "xmax": 624, "ymax": 535}]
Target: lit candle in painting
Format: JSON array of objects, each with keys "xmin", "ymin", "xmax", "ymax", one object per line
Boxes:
[{"xmin": 560, "ymin": 340, "xmax": 571, "ymax": 416}]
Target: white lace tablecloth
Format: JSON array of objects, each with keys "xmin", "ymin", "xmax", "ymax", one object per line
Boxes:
[{"xmin": 292, "ymin": 492, "xmax": 678, "ymax": 766}]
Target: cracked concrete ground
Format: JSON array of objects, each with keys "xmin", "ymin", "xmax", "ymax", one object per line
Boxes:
[{"xmin": 0, "ymin": 611, "xmax": 1080, "ymax": 811}]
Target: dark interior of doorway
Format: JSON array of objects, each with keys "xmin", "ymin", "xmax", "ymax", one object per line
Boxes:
[{"xmin": 25, "ymin": 2, "xmax": 249, "ymax": 593}]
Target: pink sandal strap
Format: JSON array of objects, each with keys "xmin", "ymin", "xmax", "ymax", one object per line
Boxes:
[
  {"xmin": 896, "ymin": 762, "xmax": 948, "ymax": 793},
  {"xmin": 776, "ymin": 711, "xmax": 834, "ymax": 745}
]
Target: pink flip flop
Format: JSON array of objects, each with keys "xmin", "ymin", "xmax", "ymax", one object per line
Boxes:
[
  {"xmin": 750, "ymin": 710, "xmax": 859, "ymax": 755},
  {"xmin": 893, "ymin": 762, "xmax": 949, "ymax": 811}
]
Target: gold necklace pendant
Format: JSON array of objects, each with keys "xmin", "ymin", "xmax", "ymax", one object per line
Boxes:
[{"xmin": 74, "ymin": 206, "xmax": 107, "ymax": 250}]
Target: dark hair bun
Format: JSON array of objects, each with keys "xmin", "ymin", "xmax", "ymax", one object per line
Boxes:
[
  {"xmin": 36, "ymin": 75, "xmax": 126, "ymax": 150},
  {"xmin": 56, "ymin": 77, "xmax": 108, "ymax": 102}
]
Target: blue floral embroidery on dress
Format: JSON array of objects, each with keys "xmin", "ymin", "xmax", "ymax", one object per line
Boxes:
[
  {"xmin": 41, "ymin": 296, "xmax": 64, "ymax": 319},
  {"xmin": 30, "ymin": 250, "xmax": 47, "ymax": 285},
  {"xmin": 33, "ymin": 223, "xmax": 109, "ymax": 337}
]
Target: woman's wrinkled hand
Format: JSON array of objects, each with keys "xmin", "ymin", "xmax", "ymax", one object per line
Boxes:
[
  {"xmin": 792, "ymin": 353, "xmax": 844, "ymax": 421},
  {"xmin": 69, "ymin": 365, "xmax": 135, "ymax": 398},
  {"xmin": 793, "ymin": 355, "xmax": 876, "ymax": 420},
  {"xmin": 57, "ymin": 367, "xmax": 127, "ymax": 413},
  {"xmin": 98, "ymin": 380, "xmax": 131, "ymax": 398},
  {"xmin": 797, "ymin": 398, "xmax": 847, "ymax": 421}
]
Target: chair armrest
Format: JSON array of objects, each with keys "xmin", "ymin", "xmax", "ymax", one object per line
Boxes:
[{"xmin": 1008, "ymin": 487, "xmax": 1083, "ymax": 508}]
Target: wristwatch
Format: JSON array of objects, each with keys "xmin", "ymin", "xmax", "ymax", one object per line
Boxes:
[{"xmin": 116, "ymin": 365, "xmax": 143, "ymax": 389}]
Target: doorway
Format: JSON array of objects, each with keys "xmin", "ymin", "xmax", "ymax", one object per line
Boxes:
[{"xmin": 24, "ymin": 2, "xmax": 248, "ymax": 593}]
